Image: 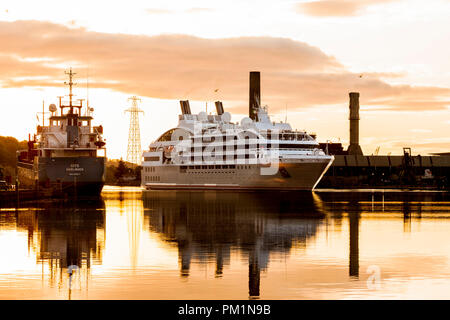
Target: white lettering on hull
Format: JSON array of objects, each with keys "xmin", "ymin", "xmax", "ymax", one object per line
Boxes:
[{"xmin": 66, "ymin": 163, "xmax": 84, "ymax": 176}]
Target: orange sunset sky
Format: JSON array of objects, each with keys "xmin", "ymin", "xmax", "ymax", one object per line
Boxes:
[{"xmin": 0, "ymin": 0, "xmax": 449, "ymax": 159}]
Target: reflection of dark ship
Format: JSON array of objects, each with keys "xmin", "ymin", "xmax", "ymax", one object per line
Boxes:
[
  {"xmin": 14, "ymin": 199, "xmax": 105, "ymax": 298},
  {"xmin": 143, "ymin": 191, "xmax": 325, "ymax": 298},
  {"xmin": 17, "ymin": 68, "xmax": 106, "ymax": 196}
]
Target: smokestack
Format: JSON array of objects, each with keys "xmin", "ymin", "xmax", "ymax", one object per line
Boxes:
[
  {"xmin": 215, "ymin": 101, "xmax": 224, "ymax": 115},
  {"xmin": 249, "ymin": 71, "xmax": 260, "ymax": 120},
  {"xmin": 179, "ymin": 101, "xmax": 184, "ymax": 114},
  {"xmin": 347, "ymin": 92, "xmax": 363, "ymax": 155},
  {"xmin": 179, "ymin": 100, "xmax": 192, "ymax": 114}
]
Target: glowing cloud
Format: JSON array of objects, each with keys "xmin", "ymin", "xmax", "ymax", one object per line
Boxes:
[
  {"xmin": 0, "ymin": 20, "xmax": 449, "ymax": 114},
  {"xmin": 296, "ymin": 0, "xmax": 397, "ymax": 17}
]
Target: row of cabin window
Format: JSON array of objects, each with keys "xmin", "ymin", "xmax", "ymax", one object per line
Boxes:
[
  {"xmin": 186, "ymin": 143, "xmax": 319, "ymax": 152},
  {"xmin": 49, "ymin": 120, "xmax": 90, "ymax": 127},
  {"xmin": 187, "ymin": 154, "xmax": 256, "ymax": 161},
  {"xmin": 144, "ymin": 153, "xmax": 257, "ymax": 163},
  {"xmin": 67, "ymin": 119, "xmax": 91, "ymax": 126},
  {"xmin": 192, "ymin": 135, "xmax": 256, "ymax": 143},
  {"xmin": 180, "ymin": 164, "xmax": 252, "ymax": 171},
  {"xmin": 162, "ymin": 132, "xmax": 280, "ymax": 143},
  {"xmin": 190, "ymin": 144, "xmax": 253, "ymax": 151},
  {"xmin": 144, "ymin": 157, "xmax": 160, "ymax": 161},
  {"xmin": 188, "ymin": 143, "xmax": 318, "ymax": 150},
  {"xmin": 192, "ymin": 134, "xmax": 310, "ymax": 142},
  {"xmin": 263, "ymin": 134, "xmax": 311, "ymax": 141},
  {"xmin": 144, "ymin": 176, "xmax": 160, "ymax": 182},
  {"xmin": 157, "ymin": 130, "xmax": 311, "ymax": 144},
  {"xmin": 148, "ymin": 143, "xmax": 318, "ymax": 153},
  {"xmin": 144, "ymin": 167, "xmax": 156, "ymax": 172}
]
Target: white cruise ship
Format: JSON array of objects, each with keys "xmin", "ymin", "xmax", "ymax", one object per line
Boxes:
[{"xmin": 142, "ymin": 72, "xmax": 334, "ymax": 191}]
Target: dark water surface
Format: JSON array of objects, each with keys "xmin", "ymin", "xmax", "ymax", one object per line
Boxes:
[{"xmin": 0, "ymin": 186, "xmax": 449, "ymax": 299}]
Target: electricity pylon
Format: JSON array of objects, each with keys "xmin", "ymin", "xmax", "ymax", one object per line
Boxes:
[{"xmin": 125, "ymin": 96, "xmax": 144, "ymax": 165}]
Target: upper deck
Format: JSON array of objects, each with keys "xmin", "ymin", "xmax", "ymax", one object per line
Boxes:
[
  {"xmin": 19, "ymin": 68, "xmax": 106, "ymax": 162},
  {"xmin": 143, "ymin": 100, "xmax": 330, "ymax": 166}
]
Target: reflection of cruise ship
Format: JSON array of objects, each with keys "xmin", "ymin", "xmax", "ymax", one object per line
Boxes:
[
  {"xmin": 17, "ymin": 68, "xmax": 106, "ymax": 195},
  {"xmin": 142, "ymin": 72, "xmax": 333, "ymax": 191},
  {"xmin": 143, "ymin": 191, "xmax": 324, "ymax": 298}
]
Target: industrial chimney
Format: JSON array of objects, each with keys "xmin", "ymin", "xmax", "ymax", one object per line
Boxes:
[
  {"xmin": 215, "ymin": 101, "xmax": 224, "ymax": 115},
  {"xmin": 249, "ymin": 71, "xmax": 260, "ymax": 121},
  {"xmin": 347, "ymin": 92, "xmax": 363, "ymax": 155}
]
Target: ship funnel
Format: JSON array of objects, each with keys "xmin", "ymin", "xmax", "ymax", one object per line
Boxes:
[
  {"xmin": 179, "ymin": 100, "xmax": 192, "ymax": 115},
  {"xmin": 215, "ymin": 101, "xmax": 224, "ymax": 115},
  {"xmin": 249, "ymin": 71, "xmax": 260, "ymax": 121},
  {"xmin": 347, "ymin": 92, "xmax": 363, "ymax": 155}
]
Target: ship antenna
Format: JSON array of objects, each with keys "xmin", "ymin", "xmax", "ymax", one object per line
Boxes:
[
  {"xmin": 64, "ymin": 67, "xmax": 77, "ymax": 113},
  {"xmin": 37, "ymin": 99, "xmax": 49, "ymax": 126},
  {"xmin": 57, "ymin": 96, "xmax": 63, "ymax": 116},
  {"xmin": 86, "ymin": 66, "xmax": 89, "ymax": 116},
  {"xmin": 42, "ymin": 100, "xmax": 45, "ymax": 127},
  {"xmin": 285, "ymin": 102, "xmax": 288, "ymax": 123}
]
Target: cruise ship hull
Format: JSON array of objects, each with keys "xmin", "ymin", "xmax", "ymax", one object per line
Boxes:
[
  {"xmin": 18, "ymin": 156, "xmax": 106, "ymax": 196},
  {"xmin": 144, "ymin": 159, "xmax": 333, "ymax": 191}
]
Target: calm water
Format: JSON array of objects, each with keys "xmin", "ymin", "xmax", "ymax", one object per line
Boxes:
[{"xmin": 0, "ymin": 186, "xmax": 449, "ymax": 300}]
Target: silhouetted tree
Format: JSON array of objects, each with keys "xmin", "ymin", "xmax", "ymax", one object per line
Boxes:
[
  {"xmin": 134, "ymin": 166, "xmax": 142, "ymax": 183},
  {"xmin": 115, "ymin": 158, "xmax": 127, "ymax": 180}
]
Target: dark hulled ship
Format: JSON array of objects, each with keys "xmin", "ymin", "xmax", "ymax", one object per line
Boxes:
[{"xmin": 17, "ymin": 68, "xmax": 106, "ymax": 196}]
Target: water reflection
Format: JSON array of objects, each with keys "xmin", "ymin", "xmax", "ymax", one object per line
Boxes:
[
  {"xmin": 316, "ymin": 191, "xmax": 449, "ymax": 280},
  {"xmin": 349, "ymin": 210, "xmax": 360, "ymax": 278},
  {"xmin": 102, "ymin": 188, "xmax": 143, "ymax": 268},
  {"xmin": 3, "ymin": 199, "xmax": 105, "ymax": 299},
  {"xmin": 143, "ymin": 191, "xmax": 325, "ymax": 298},
  {"xmin": 1, "ymin": 188, "xmax": 449, "ymax": 299}
]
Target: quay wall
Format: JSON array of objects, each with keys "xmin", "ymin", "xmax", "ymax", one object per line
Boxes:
[{"xmin": 318, "ymin": 155, "xmax": 450, "ymax": 189}]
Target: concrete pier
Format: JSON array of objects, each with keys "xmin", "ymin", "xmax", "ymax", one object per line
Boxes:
[
  {"xmin": 318, "ymin": 91, "xmax": 450, "ymax": 189},
  {"xmin": 318, "ymin": 154, "xmax": 450, "ymax": 189}
]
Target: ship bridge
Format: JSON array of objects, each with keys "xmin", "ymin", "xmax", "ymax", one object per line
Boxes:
[{"xmin": 34, "ymin": 68, "xmax": 105, "ymax": 154}]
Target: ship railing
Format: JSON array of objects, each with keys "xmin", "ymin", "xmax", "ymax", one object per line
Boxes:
[
  {"xmin": 261, "ymin": 135, "xmax": 311, "ymax": 141},
  {"xmin": 179, "ymin": 114, "xmax": 196, "ymax": 121},
  {"xmin": 37, "ymin": 126, "xmax": 53, "ymax": 134},
  {"xmin": 46, "ymin": 126, "xmax": 64, "ymax": 133},
  {"xmin": 60, "ymin": 100, "xmax": 82, "ymax": 107}
]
